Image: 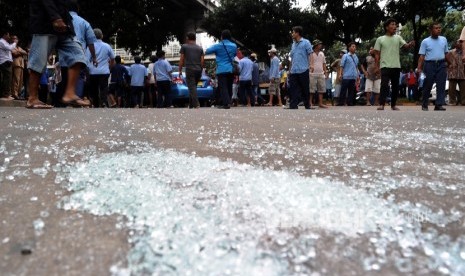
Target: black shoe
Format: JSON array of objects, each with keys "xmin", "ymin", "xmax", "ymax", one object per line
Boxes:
[
  {"xmin": 434, "ymin": 106, "xmax": 446, "ymax": 111},
  {"xmin": 422, "ymin": 106, "xmax": 428, "ymax": 111},
  {"xmin": 216, "ymin": 105, "xmax": 230, "ymax": 109}
]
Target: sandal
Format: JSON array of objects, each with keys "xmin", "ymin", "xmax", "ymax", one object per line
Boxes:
[
  {"xmin": 62, "ymin": 97, "xmax": 91, "ymax": 107},
  {"xmin": 25, "ymin": 101, "xmax": 52, "ymax": 109}
]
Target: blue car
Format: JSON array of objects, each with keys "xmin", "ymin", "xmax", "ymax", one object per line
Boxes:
[{"xmin": 171, "ymin": 72, "xmax": 214, "ymax": 106}]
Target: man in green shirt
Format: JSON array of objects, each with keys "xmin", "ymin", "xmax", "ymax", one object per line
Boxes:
[{"xmin": 374, "ymin": 18, "xmax": 415, "ymax": 110}]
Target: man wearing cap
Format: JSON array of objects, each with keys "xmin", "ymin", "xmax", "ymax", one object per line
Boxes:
[
  {"xmin": 266, "ymin": 47, "xmax": 282, "ymax": 106},
  {"xmin": 310, "ymin": 39, "xmax": 328, "ymax": 108},
  {"xmin": 288, "ymin": 26, "xmax": 313, "ymax": 109}
]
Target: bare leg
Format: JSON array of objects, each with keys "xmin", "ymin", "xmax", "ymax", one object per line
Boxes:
[
  {"xmin": 309, "ymin": 93, "xmax": 314, "ymax": 108},
  {"xmin": 366, "ymin": 92, "xmax": 371, "ymax": 105},
  {"xmin": 318, "ymin": 93, "xmax": 328, "ymax": 108},
  {"xmin": 277, "ymin": 93, "xmax": 283, "ymax": 106},
  {"xmin": 374, "ymin": 94, "xmax": 380, "ymax": 106},
  {"xmin": 63, "ymin": 64, "xmax": 90, "ymax": 106},
  {"xmin": 27, "ymin": 70, "xmax": 40, "ymax": 105},
  {"xmin": 266, "ymin": 94, "xmax": 273, "ymax": 106}
]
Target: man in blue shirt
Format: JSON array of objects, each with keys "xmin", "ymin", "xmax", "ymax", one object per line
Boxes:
[
  {"xmin": 87, "ymin": 28, "xmax": 115, "ymax": 107},
  {"xmin": 338, "ymin": 42, "xmax": 360, "ymax": 106},
  {"xmin": 238, "ymin": 49, "xmax": 254, "ymax": 106},
  {"xmin": 154, "ymin": 50, "xmax": 173, "ymax": 108},
  {"xmin": 53, "ymin": 0, "xmax": 97, "ymax": 106},
  {"xmin": 205, "ymin": 29, "xmax": 237, "ymax": 109},
  {"xmin": 417, "ymin": 22, "xmax": 451, "ymax": 111},
  {"xmin": 288, "ymin": 26, "xmax": 313, "ymax": 109},
  {"xmin": 109, "ymin": 55, "xmax": 129, "ymax": 107},
  {"xmin": 250, "ymin": 53, "xmax": 263, "ymax": 105},
  {"xmin": 129, "ymin": 56, "xmax": 148, "ymax": 108}
]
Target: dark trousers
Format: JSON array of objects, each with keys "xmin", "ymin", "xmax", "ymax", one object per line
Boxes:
[
  {"xmin": 186, "ymin": 69, "xmax": 201, "ymax": 108},
  {"xmin": 217, "ymin": 73, "xmax": 233, "ymax": 107},
  {"xmin": 131, "ymin": 86, "xmax": 144, "ymax": 107},
  {"xmin": 422, "ymin": 61, "xmax": 447, "ymax": 107},
  {"xmin": 89, "ymin": 74, "xmax": 110, "ymax": 107},
  {"xmin": 380, "ymin": 68, "xmax": 401, "ymax": 107},
  {"xmin": 289, "ymin": 70, "xmax": 310, "ymax": 109},
  {"xmin": 239, "ymin": 80, "xmax": 253, "ymax": 106},
  {"xmin": 339, "ymin": 79, "xmax": 356, "ymax": 106},
  {"xmin": 156, "ymin": 80, "xmax": 172, "ymax": 108},
  {"xmin": 0, "ymin": 61, "xmax": 12, "ymax": 97}
]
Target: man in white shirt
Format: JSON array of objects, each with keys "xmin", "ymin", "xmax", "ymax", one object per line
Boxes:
[
  {"xmin": 0, "ymin": 30, "xmax": 16, "ymax": 100},
  {"xmin": 310, "ymin": 39, "xmax": 328, "ymax": 108}
]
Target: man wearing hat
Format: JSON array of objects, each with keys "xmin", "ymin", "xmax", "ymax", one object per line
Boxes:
[
  {"xmin": 266, "ymin": 47, "xmax": 282, "ymax": 106},
  {"xmin": 310, "ymin": 39, "xmax": 328, "ymax": 108}
]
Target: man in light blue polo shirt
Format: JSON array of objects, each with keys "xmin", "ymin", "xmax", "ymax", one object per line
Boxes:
[
  {"xmin": 154, "ymin": 50, "xmax": 173, "ymax": 108},
  {"xmin": 87, "ymin": 28, "xmax": 115, "ymax": 107},
  {"xmin": 288, "ymin": 26, "xmax": 313, "ymax": 109},
  {"xmin": 129, "ymin": 56, "xmax": 148, "ymax": 108},
  {"xmin": 416, "ymin": 22, "xmax": 451, "ymax": 111},
  {"xmin": 338, "ymin": 42, "xmax": 360, "ymax": 106},
  {"xmin": 238, "ymin": 49, "xmax": 254, "ymax": 106}
]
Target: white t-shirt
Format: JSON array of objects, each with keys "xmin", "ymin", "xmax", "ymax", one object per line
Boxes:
[
  {"xmin": 147, "ymin": 63, "xmax": 155, "ymax": 84},
  {"xmin": 311, "ymin": 51, "xmax": 325, "ymax": 75}
]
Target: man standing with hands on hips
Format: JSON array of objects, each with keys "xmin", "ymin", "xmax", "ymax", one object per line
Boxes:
[
  {"xmin": 416, "ymin": 22, "xmax": 450, "ymax": 111},
  {"xmin": 287, "ymin": 26, "xmax": 313, "ymax": 109}
]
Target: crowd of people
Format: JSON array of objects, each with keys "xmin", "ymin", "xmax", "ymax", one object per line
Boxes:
[{"xmin": 1, "ymin": 0, "xmax": 465, "ymax": 111}]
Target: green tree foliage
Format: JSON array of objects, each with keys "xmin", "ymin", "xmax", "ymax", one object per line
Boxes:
[
  {"xmin": 202, "ymin": 0, "xmax": 300, "ymax": 61},
  {"xmin": 0, "ymin": 0, "xmax": 29, "ymax": 46},
  {"xmin": 442, "ymin": 10, "xmax": 465, "ymax": 43},
  {"xmin": 310, "ymin": 0, "xmax": 384, "ymax": 45},
  {"xmin": 0, "ymin": 0, "xmax": 192, "ymax": 56},
  {"xmin": 73, "ymin": 0, "xmax": 184, "ymax": 56}
]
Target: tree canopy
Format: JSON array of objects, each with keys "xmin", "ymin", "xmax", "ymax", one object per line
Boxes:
[
  {"xmin": 202, "ymin": 0, "xmax": 300, "ymax": 60},
  {"xmin": 0, "ymin": 0, "xmax": 464, "ymax": 67}
]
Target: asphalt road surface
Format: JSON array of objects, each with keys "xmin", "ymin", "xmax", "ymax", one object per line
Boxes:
[{"xmin": 1, "ymin": 105, "xmax": 464, "ymax": 275}]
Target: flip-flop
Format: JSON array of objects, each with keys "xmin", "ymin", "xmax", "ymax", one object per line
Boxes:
[
  {"xmin": 62, "ymin": 97, "xmax": 91, "ymax": 107},
  {"xmin": 25, "ymin": 102, "xmax": 53, "ymax": 109}
]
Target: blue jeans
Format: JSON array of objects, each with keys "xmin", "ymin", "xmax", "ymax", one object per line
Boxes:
[
  {"xmin": 422, "ymin": 60, "xmax": 447, "ymax": 107},
  {"xmin": 289, "ymin": 70, "xmax": 310, "ymax": 109},
  {"xmin": 28, "ymin": 34, "xmax": 86, "ymax": 73}
]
